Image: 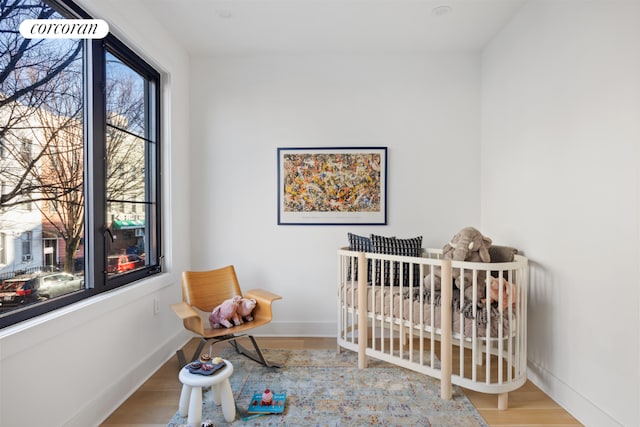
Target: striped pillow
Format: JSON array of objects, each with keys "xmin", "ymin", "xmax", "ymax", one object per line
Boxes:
[
  {"xmin": 347, "ymin": 232, "xmax": 372, "ymax": 252},
  {"xmin": 347, "ymin": 233, "xmax": 372, "ymax": 282},
  {"xmin": 371, "ymin": 234, "xmax": 422, "ymax": 286}
]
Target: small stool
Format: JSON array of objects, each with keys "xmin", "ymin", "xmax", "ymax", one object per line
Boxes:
[{"xmin": 178, "ymin": 360, "xmax": 235, "ymax": 426}]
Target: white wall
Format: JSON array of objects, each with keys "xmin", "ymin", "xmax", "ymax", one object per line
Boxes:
[
  {"xmin": 481, "ymin": 1, "xmax": 640, "ymax": 426},
  {"xmin": 189, "ymin": 53, "xmax": 483, "ymax": 336},
  {"xmin": 5, "ymin": 2, "xmax": 636, "ymax": 426},
  {"xmin": 0, "ymin": 1, "xmax": 191, "ymax": 426}
]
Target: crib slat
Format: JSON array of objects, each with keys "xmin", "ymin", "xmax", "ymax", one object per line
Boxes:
[
  {"xmin": 470, "ymin": 270, "xmax": 478, "ymax": 382},
  {"xmin": 429, "ymin": 270, "xmax": 435, "ymax": 369},
  {"xmin": 399, "ymin": 260, "xmax": 407, "ymax": 359},
  {"xmin": 411, "ymin": 264, "xmax": 422, "ymax": 363},
  {"xmin": 390, "ymin": 259, "xmax": 396, "ymax": 357},
  {"xmin": 379, "ymin": 260, "xmax": 385, "ymax": 353},
  {"xmin": 482, "ymin": 269, "xmax": 492, "ymax": 383},
  {"xmin": 511, "ymin": 278, "xmax": 516, "ymax": 381},
  {"xmin": 337, "ymin": 254, "xmax": 342, "ymax": 343},
  {"xmin": 357, "ymin": 252, "xmax": 367, "ymax": 369},
  {"xmin": 459, "ymin": 268, "xmax": 467, "ymax": 378},
  {"xmin": 496, "ymin": 274, "xmax": 504, "ymax": 384},
  {"xmin": 420, "ymin": 269, "xmax": 425, "ymax": 367},
  {"xmin": 371, "ymin": 260, "xmax": 377, "ymax": 350},
  {"xmin": 350, "ymin": 256, "xmax": 356, "ymax": 346}
]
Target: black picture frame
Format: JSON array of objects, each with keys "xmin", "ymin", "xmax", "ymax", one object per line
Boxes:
[{"xmin": 277, "ymin": 147, "xmax": 387, "ymax": 225}]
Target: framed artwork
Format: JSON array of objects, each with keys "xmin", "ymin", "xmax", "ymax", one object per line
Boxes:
[{"xmin": 277, "ymin": 147, "xmax": 387, "ymax": 225}]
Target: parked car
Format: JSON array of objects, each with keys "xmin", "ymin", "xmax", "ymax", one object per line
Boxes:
[
  {"xmin": 107, "ymin": 254, "xmax": 145, "ymax": 273},
  {"xmin": 37, "ymin": 272, "xmax": 84, "ymax": 299},
  {"xmin": 0, "ymin": 275, "xmax": 39, "ymax": 308},
  {"xmin": 0, "ymin": 272, "xmax": 85, "ymax": 309}
]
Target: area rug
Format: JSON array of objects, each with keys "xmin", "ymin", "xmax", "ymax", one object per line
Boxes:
[{"xmin": 167, "ymin": 348, "xmax": 487, "ymax": 427}]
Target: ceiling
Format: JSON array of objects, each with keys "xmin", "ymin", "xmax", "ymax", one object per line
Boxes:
[{"xmin": 136, "ymin": 0, "xmax": 527, "ymax": 55}]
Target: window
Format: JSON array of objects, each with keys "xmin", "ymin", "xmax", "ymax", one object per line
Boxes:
[
  {"xmin": 0, "ymin": 0, "xmax": 161, "ymax": 327},
  {"xmin": 21, "ymin": 231, "xmax": 32, "ymax": 261},
  {"xmin": 20, "ymin": 139, "xmax": 32, "ymax": 164}
]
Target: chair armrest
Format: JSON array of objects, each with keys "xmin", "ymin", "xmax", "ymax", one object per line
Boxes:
[
  {"xmin": 171, "ymin": 301, "xmax": 198, "ymax": 320},
  {"xmin": 244, "ymin": 288, "xmax": 282, "ymax": 320},
  {"xmin": 171, "ymin": 301, "xmax": 205, "ymax": 335},
  {"xmin": 244, "ymin": 288, "xmax": 282, "ymax": 303}
]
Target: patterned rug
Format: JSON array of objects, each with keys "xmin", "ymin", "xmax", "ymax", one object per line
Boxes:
[{"xmin": 167, "ymin": 348, "xmax": 487, "ymax": 427}]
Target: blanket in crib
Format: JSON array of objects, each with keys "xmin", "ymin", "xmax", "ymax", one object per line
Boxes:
[{"xmin": 342, "ymin": 284, "xmax": 516, "ymax": 338}]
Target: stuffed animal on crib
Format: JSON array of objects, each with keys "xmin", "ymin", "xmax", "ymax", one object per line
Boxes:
[
  {"xmin": 236, "ymin": 297, "xmax": 257, "ymax": 323},
  {"xmin": 208, "ymin": 295, "xmax": 242, "ymax": 328},
  {"xmin": 483, "ymin": 277, "xmax": 517, "ymax": 309},
  {"xmin": 447, "ymin": 226, "xmax": 492, "ymax": 301},
  {"xmin": 443, "ymin": 226, "xmax": 492, "ymax": 265},
  {"xmin": 423, "ymin": 227, "xmax": 492, "ymax": 302}
]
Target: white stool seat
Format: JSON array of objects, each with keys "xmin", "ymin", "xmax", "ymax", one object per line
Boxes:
[{"xmin": 178, "ymin": 359, "xmax": 235, "ymax": 426}]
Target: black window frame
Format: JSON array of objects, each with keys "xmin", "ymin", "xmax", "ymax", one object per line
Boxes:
[{"xmin": 0, "ymin": 0, "xmax": 162, "ymax": 328}]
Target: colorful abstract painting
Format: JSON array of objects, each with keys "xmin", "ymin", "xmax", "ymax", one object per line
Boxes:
[{"xmin": 277, "ymin": 147, "xmax": 387, "ymax": 225}]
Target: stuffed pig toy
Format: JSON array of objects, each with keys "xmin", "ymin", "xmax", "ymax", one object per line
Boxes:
[
  {"xmin": 209, "ymin": 295, "xmax": 242, "ymax": 328},
  {"xmin": 483, "ymin": 277, "xmax": 517, "ymax": 309},
  {"xmin": 236, "ymin": 297, "xmax": 256, "ymax": 323}
]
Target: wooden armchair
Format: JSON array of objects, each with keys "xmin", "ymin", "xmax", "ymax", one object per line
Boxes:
[{"xmin": 171, "ymin": 265, "xmax": 282, "ymax": 367}]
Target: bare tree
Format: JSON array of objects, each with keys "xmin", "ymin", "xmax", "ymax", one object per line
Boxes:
[
  {"xmin": 34, "ymin": 69, "xmax": 84, "ymax": 273},
  {"xmin": 105, "ymin": 66, "xmax": 146, "ymax": 206},
  {"xmin": 1, "ymin": 0, "xmax": 146, "ymax": 273},
  {"xmin": 1, "ymin": 0, "xmax": 82, "ymax": 208}
]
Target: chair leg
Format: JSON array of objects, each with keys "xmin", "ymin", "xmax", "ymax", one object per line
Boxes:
[
  {"xmin": 230, "ymin": 335, "xmax": 280, "ymax": 368},
  {"xmin": 177, "ymin": 335, "xmax": 280, "ymax": 369},
  {"xmin": 176, "ymin": 338, "xmax": 209, "ymax": 368},
  {"xmin": 177, "ymin": 349, "xmax": 186, "ymax": 368}
]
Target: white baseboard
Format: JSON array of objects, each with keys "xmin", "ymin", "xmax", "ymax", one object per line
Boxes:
[{"xmin": 527, "ymin": 360, "xmax": 623, "ymax": 427}]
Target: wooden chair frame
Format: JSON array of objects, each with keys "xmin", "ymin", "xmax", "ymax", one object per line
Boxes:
[{"xmin": 171, "ymin": 266, "xmax": 282, "ymax": 368}]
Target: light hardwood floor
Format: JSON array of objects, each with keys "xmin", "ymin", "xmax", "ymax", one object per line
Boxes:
[{"xmin": 100, "ymin": 337, "xmax": 582, "ymax": 427}]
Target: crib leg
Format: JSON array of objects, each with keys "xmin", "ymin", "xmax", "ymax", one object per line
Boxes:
[
  {"xmin": 498, "ymin": 392, "xmax": 508, "ymax": 410},
  {"xmin": 400, "ymin": 325, "xmax": 409, "ymax": 346},
  {"xmin": 474, "ymin": 340, "xmax": 483, "ymax": 366}
]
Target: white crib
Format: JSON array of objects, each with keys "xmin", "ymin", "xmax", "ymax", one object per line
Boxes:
[{"xmin": 337, "ymin": 247, "xmax": 528, "ymax": 409}]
